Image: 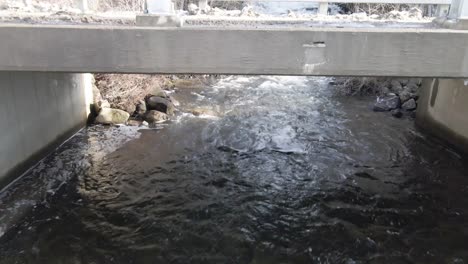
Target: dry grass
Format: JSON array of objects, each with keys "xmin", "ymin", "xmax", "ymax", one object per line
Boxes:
[{"xmin": 95, "ymin": 74, "xmax": 169, "ymax": 113}]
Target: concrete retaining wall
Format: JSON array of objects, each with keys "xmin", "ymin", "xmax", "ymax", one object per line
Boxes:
[
  {"xmin": 0, "ymin": 72, "xmax": 92, "ymax": 187},
  {"xmin": 417, "ymin": 78, "xmax": 468, "ymax": 152}
]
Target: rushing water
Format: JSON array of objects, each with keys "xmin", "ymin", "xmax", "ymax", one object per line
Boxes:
[{"xmin": 1, "ymin": 76, "xmax": 468, "ymax": 264}]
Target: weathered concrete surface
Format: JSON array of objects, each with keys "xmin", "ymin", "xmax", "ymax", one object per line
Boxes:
[
  {"xmin": 0, "ymin": 72, "xmax": 92, "ymax": 187},
  {"xmin": 0, "ymin": 24, "xmax": 468, "ymax": 77},
  {"xmin": 416, "ymin": 78, "xmax": 468, "ymax": 152}
]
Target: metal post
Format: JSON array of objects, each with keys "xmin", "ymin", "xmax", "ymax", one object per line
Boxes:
[{"xmin": 318, "ymin": 2, "xmax": 328, "ymax": 15}]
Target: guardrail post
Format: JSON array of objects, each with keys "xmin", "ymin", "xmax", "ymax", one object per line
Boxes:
[
  {"xmin": 199, "ymin": 0, "xmax": 208, "ymax": 12},
  {"xmin": 436, "ymin": 4, "xmax": 450, "ymax": 17},
  {"xmin": 79, "ymin": 0, "xmax": 89, "ymax": 13},
  {"xmin": 318, "ymin": 2, "xmax": 328, "ymax": 15}
]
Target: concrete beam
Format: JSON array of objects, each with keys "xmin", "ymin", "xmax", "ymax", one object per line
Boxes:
[{"xmin": 1, "ymin": 24, "xmax": 468, "ymax": 77}]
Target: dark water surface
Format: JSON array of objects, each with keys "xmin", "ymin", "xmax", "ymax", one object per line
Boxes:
[{"xmin": 1, "ymin": 76, "xmax": 468, "ymax": 264}]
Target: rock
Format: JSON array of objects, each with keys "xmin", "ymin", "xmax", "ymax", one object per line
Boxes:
[
  {"xmin": 127, "ymin": 119, "xmax": 141, "ymax": 126},
  {"xmin": 191, "ymin": 108, "xmax": 218, "ymax": 116},
  {"xmin": 398, "ymin": 79, "xmax": 409, "ymax": 86},
  {"xmin": 405, "ymin": 82, "xmax": 419, "ymax": 93},
  {"xmin": 135, "ymin": 99, "xmax": 147, "ymax": 116},
  {"xmin": 146, "ymin": 96, "xmax": 175, "ymax": 115},
  {"xmin": 399, "ymin": 91, "xmax": 412, "ymax": 103},
  {"xmin": 94, "ymin": 99, "xmax": 111, "ymax": 113},
  {"xmin": 95, "ymin": 108, "xmax": 130, "ymax": 124},
  {"xmin": 408, "ymin": 78, "xmax": 422, "ymax": 86},
  {"xmin": 390, "ymin": 80, "xmax": 403, "ymax": 93},
  {"xmin": 148, "ymin": 86, "xmax": 168, "ymax": 98},
  {"xmin": 402, "ymin": 98, "xmax": 417, "ymax": 111},
  {"xmin": 188, "ymin": 3, "xmax": 198, "ymax": 15},
  {"xmin": 141, "ymin": 121, "xmax": 149, "ymax": 127},
  {"xmin": 391, "ymin": 109, "xmax": 403, "ymax": 118},
  {"xmin": 373, "ymin": 95, "xmax": 401, "ymax": 112},
  {"xmin": 145, "ymin": 110, "xmax": 169, "ymax": 123},
  {"xmin": 169, "ymin": 96, "xmax": 180, "ymax": 107}
]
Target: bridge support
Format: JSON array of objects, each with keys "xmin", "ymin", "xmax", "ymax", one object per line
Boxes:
[
  {"xmin": 434, "ymin": 0, "xmax": 468, "ymax": 29},
  {"xmin": 0, "ymin": 72, "xmax": 93, "ymax": 187},
  {"xmin": 417, "ymin": 79, "xmax": 468, "ymax": 153}
]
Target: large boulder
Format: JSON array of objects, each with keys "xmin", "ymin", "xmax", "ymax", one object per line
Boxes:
[
  {"xmin": 148, "ymin": 86, "xmax": 168, "ymax": 98},
  {"xmin": 95, "ymin": 108, "xmax": 130, "ymax": 124},
  {"xmin": 373, "ymin": 94, "xmax": 401, "ymax": 112},
  {"xmin": 146, "ymin": 96, "xmax": 175, "ymax": 115},
  {"xmin": 402, "ymin": 98, "xmax": 417, "ymax": 111},
  {"xmin": 145, "ymin": 110, "xmax": 169, "ymax": 123}
]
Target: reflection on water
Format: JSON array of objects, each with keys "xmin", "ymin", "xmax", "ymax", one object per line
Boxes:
[{"xmin": 1, "ymin": 76, "xmax": 468, "ymax": 264}]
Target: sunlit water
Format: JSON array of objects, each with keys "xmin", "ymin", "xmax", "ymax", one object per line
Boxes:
[{"xmin": 1, "ymin": 76, "xmax": 468, "ymax": 264}]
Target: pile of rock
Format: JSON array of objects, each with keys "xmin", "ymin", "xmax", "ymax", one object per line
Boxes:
[
  {"xmin": 92, "ymin": 84, "xmax": 176, "ymax": 126},
  {"xmin": 372, "ymin": 78, "xmax": 420, "ymax": 118}
]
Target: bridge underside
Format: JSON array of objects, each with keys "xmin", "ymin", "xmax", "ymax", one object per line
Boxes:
[{"xmin": 0, "ymin": 24, "xmax": 467, "ymax": 77}]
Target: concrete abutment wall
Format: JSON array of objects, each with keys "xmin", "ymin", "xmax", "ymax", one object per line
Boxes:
[
  {"xmin": 417, "ymin": 78, "xmax": 468, "ymax": 152},
  {"xmin": 0, "ymin": 72, "xmax": 92, "ymax": 188}
]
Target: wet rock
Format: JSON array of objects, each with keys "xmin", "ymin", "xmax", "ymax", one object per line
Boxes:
[
  {"xmin": 191, "ymin": 108, "xmax": 218, "ymax": 117},
  {"xmin": 94, "ymin": 99, "xmax": 110, "ymax": 113},
  {"xmin": 402, "ymin": 99, "xmax": 417, "ymax": 111},
  {"xmin": 399, "ymin": 91, "xmax": 412, "ymax": 103},
  {"xmin": 146, "ymin": 96, "xmax": 175, "ymax": 115},
  {"xmin": 135, "ymin": 100, "xmax": 147, "ymax": 116},
  {"xmin": 95, "ymin": 108, "xmax": 130, "ymax": 124},
  {"xmin": 145, "ymin": 110, "xmax": 169, "ymax": 123},
  {"xmin": 127, "ymin": 119, "xmax": 142, "ymax": 126},
  {"xmin": 188, "ymin": 3, "xmax": 198, "ymax": 15},
  {"xmin": 141, "ymin": 121, "xmax": 149, "ymax": 127},
  {"xmin": 391, "ymin": 109, "xmax": 403, "ymax": 118},
  {"xmin": 373, "ymin": 94, "xmax": 401, "ymax": 112}
]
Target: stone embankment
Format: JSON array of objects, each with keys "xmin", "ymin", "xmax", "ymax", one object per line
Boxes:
[
  {"xmin": 90, "ymin": 74, "xmax": 211, "ymax": 126},
  {"xmin": 332, "ymin": 77, "xmax": 421, "ymax": 118}
]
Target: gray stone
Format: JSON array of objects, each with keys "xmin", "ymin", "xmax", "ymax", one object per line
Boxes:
[
  {"xmin": 399, "ymin": 91, "xmax": 412, "ymax": 103},
  {"xmin": 405, "ymin": 82, "xmax": 419, "ymax": 93},
  {"xmin": 149, "ymin": 86, "xmax": 168, "ymax": 98},
  {"xmin": 191, "ymin": 108, "xmax": 218, "ymax": 116},
  {"xmin": 391, "ymin": 80, "xmax": 403, "ymax": 93},
  {"xmin": 398, "ymin": 78, "xmax": 409, "ymax": 86},
  {"xmin": 391, "ymin": 109, "xmax": 403, "ymax": 118},
  {"xmin": 141, "ymin": 121, "xmax": 149, "ymax": 127},
  {"xmin": 93, "ymin": 99, "xmax": 110, "ymax": 113},
  {"xmin": 373, "ymin": 95, "xmax": 401, "ymax": 112},
  {"xmin": 402, "ymin": 98, "xmax": 417, "ymax": 111},
  {"xmin": 135, "ymin": 99, "xmax": 147, "ymax": 116},
  {"xmin": 127, "ymin": 119, "xmax": 142, "ymax": 126},
  {"xmin": 145, "ymin": 110, "xmax": 169, "ymax": 123},
  {"xmin": 95, "ymin": 108, "xmax": 130, "ymax": 124},
  {"xmin": 146, "ymin": 96, "xmax": 175, "ymax": 115}
]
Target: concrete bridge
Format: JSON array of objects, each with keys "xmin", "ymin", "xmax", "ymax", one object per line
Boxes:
[{"xmin": 1, "ymin": 0, "xmax": 468, "ymax": 187}]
